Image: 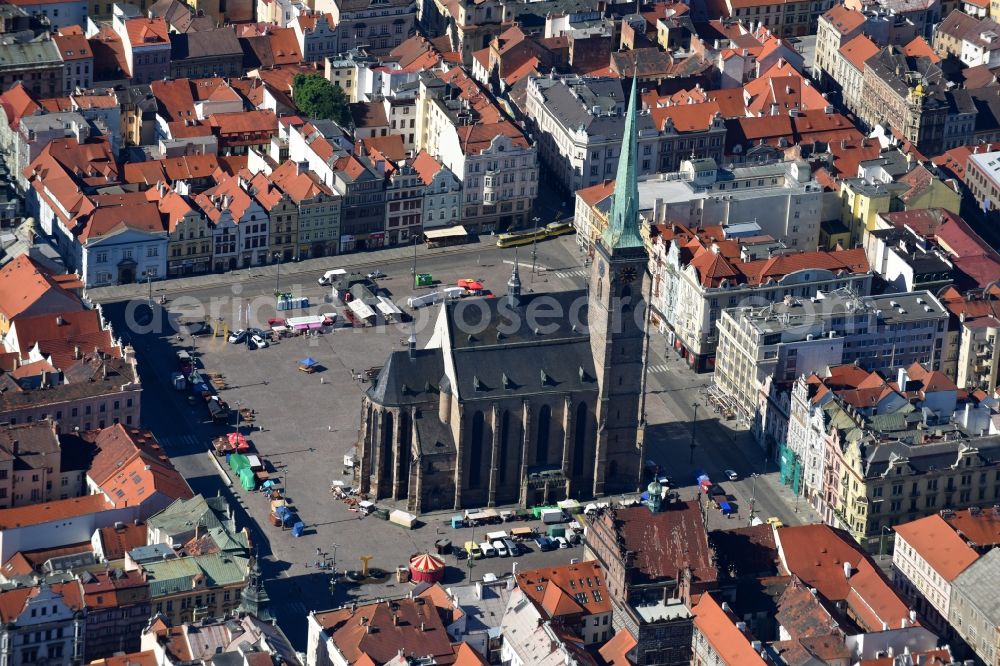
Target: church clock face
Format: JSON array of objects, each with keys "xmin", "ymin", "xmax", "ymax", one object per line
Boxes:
[{"xmin": 620, "ymin": 266, "xmax": 637, "ymax": 283}]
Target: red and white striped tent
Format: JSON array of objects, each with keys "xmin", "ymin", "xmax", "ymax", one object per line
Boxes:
[{"xmin": 408, "ymin": 553, "xmax": 445, "ymax": 583}]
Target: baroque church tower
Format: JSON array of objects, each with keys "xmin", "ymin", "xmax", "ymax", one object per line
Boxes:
[{"xmin": 588, "ymin": 75, "xmax": 650, "ymax": 496}]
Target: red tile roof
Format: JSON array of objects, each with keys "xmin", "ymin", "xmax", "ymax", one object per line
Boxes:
[
  {"xmin": 777, "ymin": 525, "xmax": 914, "ymax": 633},
  {"xmin": 411, "ymin": 150, "xmax": 444, "ymax": 185},
  {"xmin": 455, "ymin": 121, "xmax": 529, "ymax": 154},
  {"xmin": 451, "ymin": 643, "xmax": 488, "ymax": 666},
  {"xmin": 598, "ymin": 630, "xmax": 637, "ymax": 666},
  {"xmin": 7, "ymin": 309, "xmax": 105, "ymax": 361},
  {"xmin": 650, "ymin": 101, "xmax": 721, "ymax": 132},
  {"xmin": 575, "ymin": 179, "xmax": 615, "ymax": 207},
  {"xmin": 207, "ymin": 109, "xmax": 278, "ymax": 136},
  {"xmin": 823, "ymin": 5, "xmax": 866, "ymax": 34},
  {"xmin": 268, "ymin": 159, "xmax": 332, "ymax": 202},
  {"xmin": 941, "ymin": 507, "xmax": 1000, "ymax": 547},
  {"xmin": 0, "ymin": 256, "xmax": 83, "ymax": 322},
  {"xmin": 893, "ymin": 515, "xmax": 979, "ymax": 582},
  {"xmin": 932, "ymin": 145, "xmax": 974, "ymax": 183},
  {"xmin": 706, "ymin": 88, "xmax": 747, "ymax": 118},
  {"xmin": 516, "ymin": 561, "xmax": 613, "ymax": 619},
  {"xmin": 0, "ymin": 83, "xmax": 41, "ymax": 129},
  {"xmin": 0, "ymin": 582, "xmax": 83, "ymax": 623},
  {"xmin": 902, "ymin": 36, "xmax": 940, "ymax": 62},
  {"xmin": 0, "ymin": 495, "xmax": 113, "ymax": 529},
  {"xmin": 313, "ymin": 598, "xmax": 458, "ymax": 665},
  {"xmin": 151, "ymin": 78, "xmax": 197, "ymax": 122},
  {"xmin": 744, "ymin": 61, "xmax": 829, "ymax": 115},
  {"xmin": 77, "ymin": 202, "xmax": 165, "ymax": 242},
  {"xmin": 839, "ymin": 34, "xmax": 879, "ymax": 71},
  {"xmin": 124, "ymin": 17, "xmax": 170, "ymax": 47},
  {"xmin": 693, "ymin": 593, "xmax": 770, "ymax": 665},
  {"xmin": 359, "ymin": 134, "xmax": 406, "ymax": 162},
  {"xmin": 96, "ymin": 523, "xmax": 148, "ymax": 561},
  {"xmin": 86, "ymin": 425, "xmax": 193, "ymax": 509},
  {"xmin": 603, "ymin": 502, "xmax": 716, "ymax": 587}
]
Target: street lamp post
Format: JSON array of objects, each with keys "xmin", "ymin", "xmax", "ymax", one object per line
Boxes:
[
  {"xmin": 143, "ymin": 271, "xmax": 152, "ymax": 307},
  {"xmin": 274, "ymin": 253, "xmax": 281, "ymax": 294},
  {"xmin": 411, "ymin": 236, "xmax": 418, "ymax": 285},
  {"xmin": 689, "ymin": 402, "xmax": 700, "ymax": 463},
  {"xmin": 879, "ymin": 525, "xmax": 893, "ymax": 560},
  {"xmin": 748, "ymin": 473, "xmax": 759, "ymax": 526},
  {"xmin": 530, "ymin": 216, "xmax": 540, "ymax": 277}
]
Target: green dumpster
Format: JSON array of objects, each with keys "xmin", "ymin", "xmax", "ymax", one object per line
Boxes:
[{"xmin": 415, "ymin": 273, "xmax": 433, "ymax": 287}]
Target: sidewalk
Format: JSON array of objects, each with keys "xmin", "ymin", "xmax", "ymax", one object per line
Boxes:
[
  {"xmin": 85, "ymin": 237, "xmax": 491, "ymax": 302},
  {"xmin": 756, "ymin": 471, "xmax": 823, "ymax": 524}
]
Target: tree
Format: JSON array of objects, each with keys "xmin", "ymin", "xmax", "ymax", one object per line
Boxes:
[{"xmin": 292, "ymin": 74, "xmax": 351, "ymax": 126}]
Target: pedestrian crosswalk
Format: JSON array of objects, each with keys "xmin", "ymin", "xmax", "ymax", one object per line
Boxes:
[
  {"xmin": 647, "ymin": 364, "xmax": 670, "ymax": 374},
  {"xmin": 554, "ymin": 268, "xmax": 588, "ymax": 279}
]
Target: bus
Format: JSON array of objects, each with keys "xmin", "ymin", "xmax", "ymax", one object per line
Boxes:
[
  {"xmin": 545, "ymin": 221, "xmax": 575, "ymax": 237},
  {"xmin": 496, "ymin": 228, "xmax": 547, "ymax": 248}
]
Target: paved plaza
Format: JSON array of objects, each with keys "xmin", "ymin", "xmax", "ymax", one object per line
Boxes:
[{"xmin": 95, "ymin": 234, "xmax": 815, "ymax": 649}]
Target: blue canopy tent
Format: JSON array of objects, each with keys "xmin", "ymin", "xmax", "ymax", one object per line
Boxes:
[{"xmin": 298, "ymin": 357, "xmax": 319, "ymax": 373}]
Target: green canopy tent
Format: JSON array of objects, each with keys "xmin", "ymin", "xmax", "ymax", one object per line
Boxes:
[
  {"xmin": 229, "ymin": 453, "xmax": 251, "ymax": 473},
  {"xmin": 238, "ymin": 467, "xmax": 256, "ymax": 491}
]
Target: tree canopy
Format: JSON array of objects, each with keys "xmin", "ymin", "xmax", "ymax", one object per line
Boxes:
[{"xmin": 292, "ymin": 74, "xmax": 351, "ymax": 126}]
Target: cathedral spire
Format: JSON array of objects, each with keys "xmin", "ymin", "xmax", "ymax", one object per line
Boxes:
[{"xmin": 601, "ymin": 74, "xmax": 644, "ymax": 251}]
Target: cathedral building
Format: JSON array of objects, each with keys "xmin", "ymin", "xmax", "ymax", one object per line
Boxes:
[{"xmin": 356, "ymin": 77, "xmax": 651, "ymax": 513}]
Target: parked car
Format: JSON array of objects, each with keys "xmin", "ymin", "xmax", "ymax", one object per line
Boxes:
[
  {"xmin": 249, "ymin": 333, "xmax": 269, "ymax": 350},
  {"xmin": 554, "ymin": 536, "xmax": 570, "ymax": 549},
  {"xmin": 228, "ymin": 328, "xmax": 247, "ymax": 344},
  {"xmin": 533, "ymin": 535, "xmax": 557, "ymax": 552},
  {"xmin": 182, "ymin": 320, "xmax": 212, "ymax": 336},
  {"xmin": 367, "ymin": 269, "xmax": 386, "ymax": 280},
  {"xmin": 463, "ymin": 541, "xmax": 483, "ymax": 559},
  {"xmin": 480, "ymin": 542, "xmax": 497, "ymax": 558},
  {"xmin": 767, "ymin": 516, "xmax": 784, "ymax": 529},
  {"xmin": 492, "ymin": 540, "xmax": 509, "ymax": 557},
  {"xmin": 725, "ymin": 469, "xmax": 739, "ymax": 481}
]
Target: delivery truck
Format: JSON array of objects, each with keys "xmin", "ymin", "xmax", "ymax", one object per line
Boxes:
[{"xmin": 540, "ymin": 508, "xmax": 565, "ymax": 524}]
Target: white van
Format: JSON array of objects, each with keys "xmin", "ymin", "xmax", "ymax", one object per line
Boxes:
[
  {"xmin": 479, "ymin": 542, "xmax": 497, "ymax": 558},
  {"xmin": 318, "ymin": 268, "xmax": 346, "ymax": 286},
  {"xmin": 492, "ymin": 540, "xmax": 509, "ymax": 557}
]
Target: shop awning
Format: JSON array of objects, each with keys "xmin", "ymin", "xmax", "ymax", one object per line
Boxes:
[{"xmin": 424, "ymin": 225, "xmax": 468, "ymax": 240}]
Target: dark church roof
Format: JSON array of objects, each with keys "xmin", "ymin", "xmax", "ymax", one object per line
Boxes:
[
  {"xmin": 451, "ymin": 340, "xmax": 597, "ymax": 401},
  {"xmin": 367, "ymin": 348, "xmax": 444, "ymax": 406},
  {"xmin": 414, "ymin": 410, "xmax": 456, "ymax": 456},
  {"xmin": 445, "ymin": 290, "xmax": 589, "ymax": 350},
  {"xmin": 442, "ymin": 291, "xmax": 598, "ymax": 400}
]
